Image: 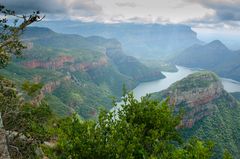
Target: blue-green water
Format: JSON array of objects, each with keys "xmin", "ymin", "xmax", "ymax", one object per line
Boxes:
[{"xmin": 133, "ymin": 66, "xmax": 240, "ymax": 100}]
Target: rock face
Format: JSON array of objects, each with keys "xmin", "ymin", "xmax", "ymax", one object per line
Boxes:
[
  {"xmin": 22, "ymin": 55, "xmax": 108, "ymax": 72},
  {"xmin": 23, "ymin": 55, "xmax": 74, "ymax": 69},
  {"xmin": 0, "ymin": 114, "xmax": 10, "ymax": 159},
  {"xmin": 69, "ymin": 57, "xmax": 108, "ymax": 72},
  {"xmin": 152, "ymin": 72, "xmax": 236, "ymax": 128},
  {"xmin": 32, "ymin": 75, "xmax": 71, "ymax": 105},
  {"xmin": 154, "ymin": 72, "xmax": 240, "ymax": 158}
]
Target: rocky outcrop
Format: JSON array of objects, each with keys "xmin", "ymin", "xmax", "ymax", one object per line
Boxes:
[
  {"xmin": 152, "ymin": 72, "xmax": 232, "ymax": 128},
  {"xmin": 32, "ymin": 76, "xmax": 71, "ymax": 105},
  {"xmin": 23, "ymin": 55, "xmax": 74, "ymax": 69},
  {"xmin": 0, "ymin": 114, "xmax": 10, "ymax": 159},
  {"xmin": 22, "ymin": 55, "xmax": 108, "ymax": 72},
  {"xmin": 69, "ymin": 57, "xmax": 108, "ymax": 72}
]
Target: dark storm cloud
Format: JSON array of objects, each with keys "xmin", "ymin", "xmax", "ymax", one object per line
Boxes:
[
  {"xmin": 186, "ymin": 0, "xmax": 240, "ymax": 21},
  {"xmin": 1, "ymin": 0, "xmax": 102, "ymax": 16},
  {"xmin": 115, "ymin": 2, "xmax": 137, "ymax": 8}
]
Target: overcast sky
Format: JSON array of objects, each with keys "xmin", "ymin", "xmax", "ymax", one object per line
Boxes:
[{"xmin": 2, "ymin": 0, "xmax": 240, "ymax": 44}]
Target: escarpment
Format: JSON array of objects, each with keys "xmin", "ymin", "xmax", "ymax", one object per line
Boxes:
[
  {"xmin": 152, "ymin": 72, "xmax": 238, "ymax": 128},
  {"xmin": 22, "ymin": 55, "xmax": 108, "ymax": 72}
]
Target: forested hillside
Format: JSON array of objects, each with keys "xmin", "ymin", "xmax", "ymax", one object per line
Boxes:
[{"xmin": 1, "ymin": 27, "xmax": 164, "ymax": 118}]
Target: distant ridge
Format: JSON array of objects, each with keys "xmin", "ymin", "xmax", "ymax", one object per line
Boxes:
[
  {"xmin": 34, "ymin": 21, "xmax": 203, "ymax": 59},
  {"xmin": 173, "ymin": 40, "xmax": 240, "ymax": 81}
]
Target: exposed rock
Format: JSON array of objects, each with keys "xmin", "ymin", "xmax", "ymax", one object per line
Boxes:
[
  {"xmin": 0, "ymin": 129, "xmax": 10, "ymax": 159},
  {"xmin": 69, "ymin": 57, "xmax": 108, "ymax": 72},
  {"xmin": 23, "ymin": 55, "xmax": 74, "ymax": 69},
  {"xmin": 0, "ymin": 114, "xmax": 10, "ymax": 159},
  {"xmin": 22, "ymin": 55, "xmax": 108, "ymax": 72},
  {"xmin": 32, "ymin": 75, "xmax": 71, "ymax": 105},
  {"xmin": 152, "ymin": 71, "xmax": 235, "ymax": 128}
]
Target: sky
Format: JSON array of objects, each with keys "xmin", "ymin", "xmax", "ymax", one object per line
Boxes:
[{"xmin": 2, "ymin": 0, "xmax": 240, "ymax": 48}]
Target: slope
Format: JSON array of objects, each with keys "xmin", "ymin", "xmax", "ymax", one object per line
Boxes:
[
  {"xmin": 151, "ymin": 72, "xmax": 240, "ymax": 158},
  {"xmin": 0, "ymin": 27, "xmax": 164, "ymax": 119},
  {"xmin": 173, "ymin": 40, "xmax": 240, "ymax": 81},
  {"xmin": 35, "ymin": 21, "xmax": 203, "ymax": 59}
]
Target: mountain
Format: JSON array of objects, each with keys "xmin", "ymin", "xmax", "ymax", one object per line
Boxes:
[
  {"xmin": 173, "ymin": 40, "xmax": 240, "ymax": 81},
  {"xmin": 35, "ymin": 21, "xmax": 202, "ymax": 59},
  {"xmin": 151, "ymin": 72, "xmax": 240, "ymax": 158},
  {"xmin": 0, "ymin": 27, "xmax": 164, "ymax": 119}
]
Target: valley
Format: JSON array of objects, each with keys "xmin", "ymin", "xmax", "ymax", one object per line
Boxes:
[
  {"xmin": 1, "ymin": 1, "xmax": 240, "ymax": 158},
  {"xmin": 0, "ymin": 27, "xmax": 164, "ymax": 119}
]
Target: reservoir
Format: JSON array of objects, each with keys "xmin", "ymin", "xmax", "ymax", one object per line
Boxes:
[{"xmin": 132, "ymin": 66, "xmax": 240, "ymax": 100}]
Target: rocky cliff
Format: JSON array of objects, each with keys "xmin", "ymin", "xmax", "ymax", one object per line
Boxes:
[
  {"xmin": 151, "ymin": 71, "xmax": 240, "ymax": 158},
  {"xmin": 22, "ymin": 55, "xmax": 108, "ymax": 72},
  {"xmin": 152, "ymin": 72, "xmax": 237, "ymax": 128},
  {"xmin": 0, "ymin": 114, "xmax": 10, "ymax": 159},
  {"xmin": 32, "ymin": 75, "xmax": 71, "ymax": 105}
]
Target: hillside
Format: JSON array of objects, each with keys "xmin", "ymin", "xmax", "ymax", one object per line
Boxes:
[
  {"xmin": 173, "ymin": 40, "xmax": 240, "ymax": 81},
  {"xmin": 0, "ymin": 27, "xmax": 164, "ymax": 119},
  {"xmin": 151, "ymin": 72, "xmax": 240, "ymax": 158},
  {"xmin": 36, "ymin": 21, "xmax": 202, "ymax": 59}
]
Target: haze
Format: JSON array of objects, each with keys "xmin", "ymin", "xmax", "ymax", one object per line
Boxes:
[{"xmin": 2, "ymin": 0, "xmax": 240, "ymax": 49}]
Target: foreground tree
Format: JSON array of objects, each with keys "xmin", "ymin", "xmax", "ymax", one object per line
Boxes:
[
  {"xmin": 0, "ymin": 4, "xmax": 44, "ymax": 68},
  {"xmin": 45, "ymin": 93, "xmax": 214, "ymax": 159},
  {"xmin": 0, "ymin": 77, "xmax": 53, "ymax": 158},
  {"xmin": 0, "ymin": 5, "xmax": 50, "ymax": 158}
]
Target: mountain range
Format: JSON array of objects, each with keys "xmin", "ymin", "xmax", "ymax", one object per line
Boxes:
[
  {"xmin": 35, "ymin": 21, "xmax": 202, "ymax": 59},
  {"xmin": 173, "ymin": 40, "xmax": 240, "ymax": 81}
]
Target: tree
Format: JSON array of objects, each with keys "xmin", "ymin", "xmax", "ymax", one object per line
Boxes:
[
  {"xmin": 0, "ymin": 4, "xmax": 44, "ymax": 68},
  {"xmin": 46, "ymin": 93, "xmax": 214, "ymax": 159},
  {"xmin": 0, "ymin": 5, "xmax": 48, "ymax": 158},
  {"xmin": 0, "ymin": 76, "xmax": 54, "ymax": 158}
]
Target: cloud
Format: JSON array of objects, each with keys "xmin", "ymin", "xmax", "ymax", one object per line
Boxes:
[
  {"xmin": 185, "ymin": 0, "xmax": 240, "ymax": 21},
  {"xmin": 184, "ymin": 13, "xmax": 240, "ymax": 31},
  {"xmin": 1, "ymin": 0, "xmax": 102, "ymax": 17},
  {"xmin": 115, "ymin": 2, "xmax": 137, "ymax": 8}
]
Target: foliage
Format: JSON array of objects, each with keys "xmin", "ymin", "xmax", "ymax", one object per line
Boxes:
[
  {"xmin": 223, "ymin": 150, "xmax": 233, "ymax": 159},
  {"xmin": 22, "ymin": 80, "xmax": 43, "ymax": 96},
  {"xmin": 181, "ymin": 93, "xmax": 240, "ymax": 158},
  {"xmin": 0, "ymin": 5, "xmax": 43, "ymax": 68},
  {"xmin": 45, "ymin": 93, "xmax": 214, "ymax": 159},
  {"xmin": 0, "ymin": 76, "xmax": 54, "ymax": 158},
  {"xmin": 173, "ymin": 138, "xmax": 214, "ymax": 159}
]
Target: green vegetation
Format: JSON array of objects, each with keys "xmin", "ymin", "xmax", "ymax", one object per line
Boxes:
[
  {"xmin": 1, "ymin": 26, "xmax": 165, "ymax": 118},
  {"xmin": 106, "ymin": 48, "xmax": 165, "ymax": 82},
  {"xmin": 0, "ymin": 5, "xmax": 42, "ymax": 68},
  {"xmin": 151, "ymin": 72, "xmax": 240, "ymax": 158},
  {"xmin": 0, "ymin": 76, "xmax": 55, "ymax": 158},
  {"xmin": 181, "ymin": 93, "xmax": 240, "ymax": 158},
  {"xmin": 44, "ymin": 93, "xmax": 214, "ymax": 159},
  {"xmin": 140, "ymin": 59, "xmax": 178, "ymax": 72},
  {"xmin": 173, "ymin": 40, "xmax": 240, "ymax": 81},
  {"xmin": 169, "ymin": 71, "xmax": 219, "ymax": 92},
  {"xmin": 0, "ymin": 5, "xmax": 238, "ymax": 159}
]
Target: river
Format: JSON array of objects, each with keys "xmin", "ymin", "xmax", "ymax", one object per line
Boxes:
[{"xmin": 132, "ymin": 66, "xmax": 240, "ymax": 100}]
